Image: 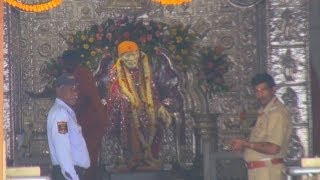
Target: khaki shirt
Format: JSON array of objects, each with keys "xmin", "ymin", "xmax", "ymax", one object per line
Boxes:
[{"xmin": 244, "ymin": 96, "xmax": 292, "ymax": 161}]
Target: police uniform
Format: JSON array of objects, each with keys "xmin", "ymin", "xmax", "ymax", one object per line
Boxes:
[
  {"xmin": 47, "ymin": 98, "xmax": 90, "ymax": 180},
  {"xmin": 244, "ymin": 97, "xmax": 292, "ymax": 180}
]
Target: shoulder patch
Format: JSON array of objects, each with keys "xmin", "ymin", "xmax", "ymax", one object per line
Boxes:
[{"xmin": 57, "ymin": 121, "xmax": 68, "ymax": 134}]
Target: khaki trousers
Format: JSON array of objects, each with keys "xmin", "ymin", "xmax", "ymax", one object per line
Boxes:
[{"xmin": 248, "ymin": 163, "xmax": 285, "ymax": 180}]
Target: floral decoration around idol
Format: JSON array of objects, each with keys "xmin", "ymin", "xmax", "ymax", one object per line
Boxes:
[{"xmin": 40, "ymin": 16, "xmax": 230, "ymax": 95}]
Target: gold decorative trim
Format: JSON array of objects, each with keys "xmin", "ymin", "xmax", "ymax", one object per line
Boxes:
[{"xmin": 0, "ymin": 0, "xmax": 4, "ymax": 177}]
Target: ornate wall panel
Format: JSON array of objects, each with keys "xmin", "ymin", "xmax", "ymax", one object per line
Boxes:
[
  {"xmin": 4, "ymin": 7, "xmax": 22, "ymax": 162},
  {"xmin": 266, "ymin": 0, "xmax": 311, "ymax": 159}
]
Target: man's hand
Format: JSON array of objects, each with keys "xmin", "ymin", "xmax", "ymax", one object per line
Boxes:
[
  {"xmin": 158, "ymin": 105, "xmax": 172, "ymax": 128},
  {"xmin": 230, "ymin": 139, "xmax": 249, "ymax": 152}
]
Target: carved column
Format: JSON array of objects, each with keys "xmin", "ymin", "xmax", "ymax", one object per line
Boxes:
[
  {"xmin": 0, "ymin": 0, "xmax": 4, "ymax": 177},
  {"xmin": 193, "ymin": 113, "xmax": 218, "ymax": 180}
]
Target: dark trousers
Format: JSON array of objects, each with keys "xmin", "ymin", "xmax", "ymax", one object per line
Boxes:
[{"xmin": 52, "ymin": 165, "xmax": 86, "ymax": 180}]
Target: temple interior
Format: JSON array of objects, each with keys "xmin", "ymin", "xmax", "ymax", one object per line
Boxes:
[{"xmin": 1, "ymin": 0, "xmax": 320, "ymax": 179}]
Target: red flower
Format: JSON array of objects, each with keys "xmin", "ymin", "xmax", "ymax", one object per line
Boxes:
[
  {"xmin": 147, "ymin": 34, "xmax": 153, "ymax": 41},
  {"xmin": 96, "ymin": 33, "xmax": 103, "ymax": 41},
  {"xmin": 208, "ymin": 62, "xmax": 214, "ymax": 69},
  {"xmin": 123, "ymin": 32, "xmax": 130, "ymax": 39},
  {"xmin": 97, "ymin": 25, "xmax": 104, "ymax": 33},
  {"xmin": 155, "ymin": 31, "xmax": 161, "ymax": 38},
  {"xmin": 106, "ymin": 33, "xmax": 112, "ymax": 41},
  {"xmin": 140, "ymin": 35, "xmax": 147, "ymax": 43},
  {"xmin": 104, "ymin": 52, "xmax": 111, "ymax": 59},
  {"xmin": 95, "ymin": 48, "xmax": 102, "ymax": 53},
  {"xmin": 154, "ymin": 47, "xmax": 161, "ymax": 55},
  {"xmin": 109, "ymin": 25, "xmax": 116, "ymax": 32}
]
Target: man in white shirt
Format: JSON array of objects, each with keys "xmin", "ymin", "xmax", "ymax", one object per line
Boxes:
[{"xmin": 47, "ymin": 73, "xmax": 90, "ymax": 180}]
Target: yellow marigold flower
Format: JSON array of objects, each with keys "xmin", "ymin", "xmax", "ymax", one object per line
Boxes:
[
  {"xmin": 169, "ymin": 45, "xmax": 176, "ymax": 51},
  {"xmin": 175, "ymin": 55, "xmax": 182, "ymax": 61},
  {"xmin": 181, "ymin": 49, "xmax": 188, "ymax": 55},
  {"xmin": 91, "ymin": 51, "xmax": 97, "ymax": 57},
  {"xmin": 170, "ymin": 29, "xmax": 177, "ymax": 36},
  {"xmin": 83, "ymin": 44, "xmax": 89, "ymax": 49},
  {"xmin": 203, "ymin": 48, "xmax": 208, "ymax": 54},
  {"xmin": 88, "ymin": 37, "xmax": 95, "ymax": 43},
  {"xmin": 81, "ymin": 35, "xmax": 87, "ymax": 41},
  {"xmin": 176, "ymin": 36, "xmax": 183, "ymax": 43},
  {"xmin": 68, "ymin": 37, "xmax": 74, "ymax": 43}
]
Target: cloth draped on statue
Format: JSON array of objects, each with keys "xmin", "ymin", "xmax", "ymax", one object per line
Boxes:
[
  {"xmin": 105, "ymin": 53, "xmax": 164, "ymax": 168},
  {"xmin": 73, "ymin": 65, "xmax": 108, "ymax": 178}
]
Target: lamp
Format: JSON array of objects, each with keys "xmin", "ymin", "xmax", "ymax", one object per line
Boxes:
[{"xmin": 151, "ymin": 0, "xmax": 192, "ymax": 5}]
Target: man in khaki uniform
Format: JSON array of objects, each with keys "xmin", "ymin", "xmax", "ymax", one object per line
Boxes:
[{"xmin": 231, "ymin": 73, "xmax": 292, "ymax": 180}]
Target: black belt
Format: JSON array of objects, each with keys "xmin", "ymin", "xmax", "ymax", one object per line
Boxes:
[{"xmin": 52, "ymin": 165, "xmax": 86, "ymax": 180}]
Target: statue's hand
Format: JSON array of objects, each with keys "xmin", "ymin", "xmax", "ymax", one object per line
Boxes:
[{"xmin": 158, "ymin": 105, "xmax": 172, "ymax": 128}]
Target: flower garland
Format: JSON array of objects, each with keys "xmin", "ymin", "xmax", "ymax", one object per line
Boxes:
[
  {"xmin": 198, "ymin": 45, "xmax": 230, "ymax": 93},
  {"xmin": 64, "ymin": 17, "xmax": 197, "ymax": 71},
  {"xmin": 4, "ymin": 0, "xmax": 62, "ymax": 12},
  {"xmin": 152, "ymin": 0, "xmax": 192, "ymax": 5},
  {"xmin": 116, "ymin": 52, "xmax": 156, "ymax": 147}
]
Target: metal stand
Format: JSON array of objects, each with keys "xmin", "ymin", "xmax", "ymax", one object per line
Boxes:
[{"xmin": 285, "ymin": 166, "xmax": 320, "ymax": 180}]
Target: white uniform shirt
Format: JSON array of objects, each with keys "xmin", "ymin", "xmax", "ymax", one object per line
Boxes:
[{"xmin": 47, "ymin": 98, "xmax": 90, "ymax": 180}]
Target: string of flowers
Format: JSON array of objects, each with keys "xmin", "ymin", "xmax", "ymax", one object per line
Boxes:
[
  {"xmin": 151, "ymin": 0, "xmax": 192, "ymax": 5},
  {"xmin": 63, "ymin": 16, "xmax": 197, "ymax": 71},
  {"xmin": 4, "ymin": 0, "xmax": 62, "ymax": 12}
]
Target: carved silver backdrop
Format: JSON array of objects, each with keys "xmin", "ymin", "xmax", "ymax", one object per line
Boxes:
[{"xmin": 3, "ymin": 0, "xmax": 311, "ymax": 176}]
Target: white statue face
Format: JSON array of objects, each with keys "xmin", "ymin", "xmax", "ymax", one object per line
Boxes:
[{"xmin": 120, "ymin": 51, "xmax": 139, "ymax": 69}]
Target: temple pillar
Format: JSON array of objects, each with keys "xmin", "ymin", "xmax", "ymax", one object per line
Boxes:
[
  {"xmin": 1, "ymin": 0, "xmax": 5, "ymax": 178},
  {"xmin": 193, "ymin": 113, "xmax": 218, "ymax": 180}
]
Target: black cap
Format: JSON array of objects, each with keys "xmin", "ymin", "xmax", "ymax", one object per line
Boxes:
[{"xmin": 55, "ymin": 73, "xmax": 79, "ymax": 88}]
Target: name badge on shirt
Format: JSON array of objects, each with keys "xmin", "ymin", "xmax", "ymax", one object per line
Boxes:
[{"xmin": 57, "ymin": 121, "xmax": 68, "ymax": 134}]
